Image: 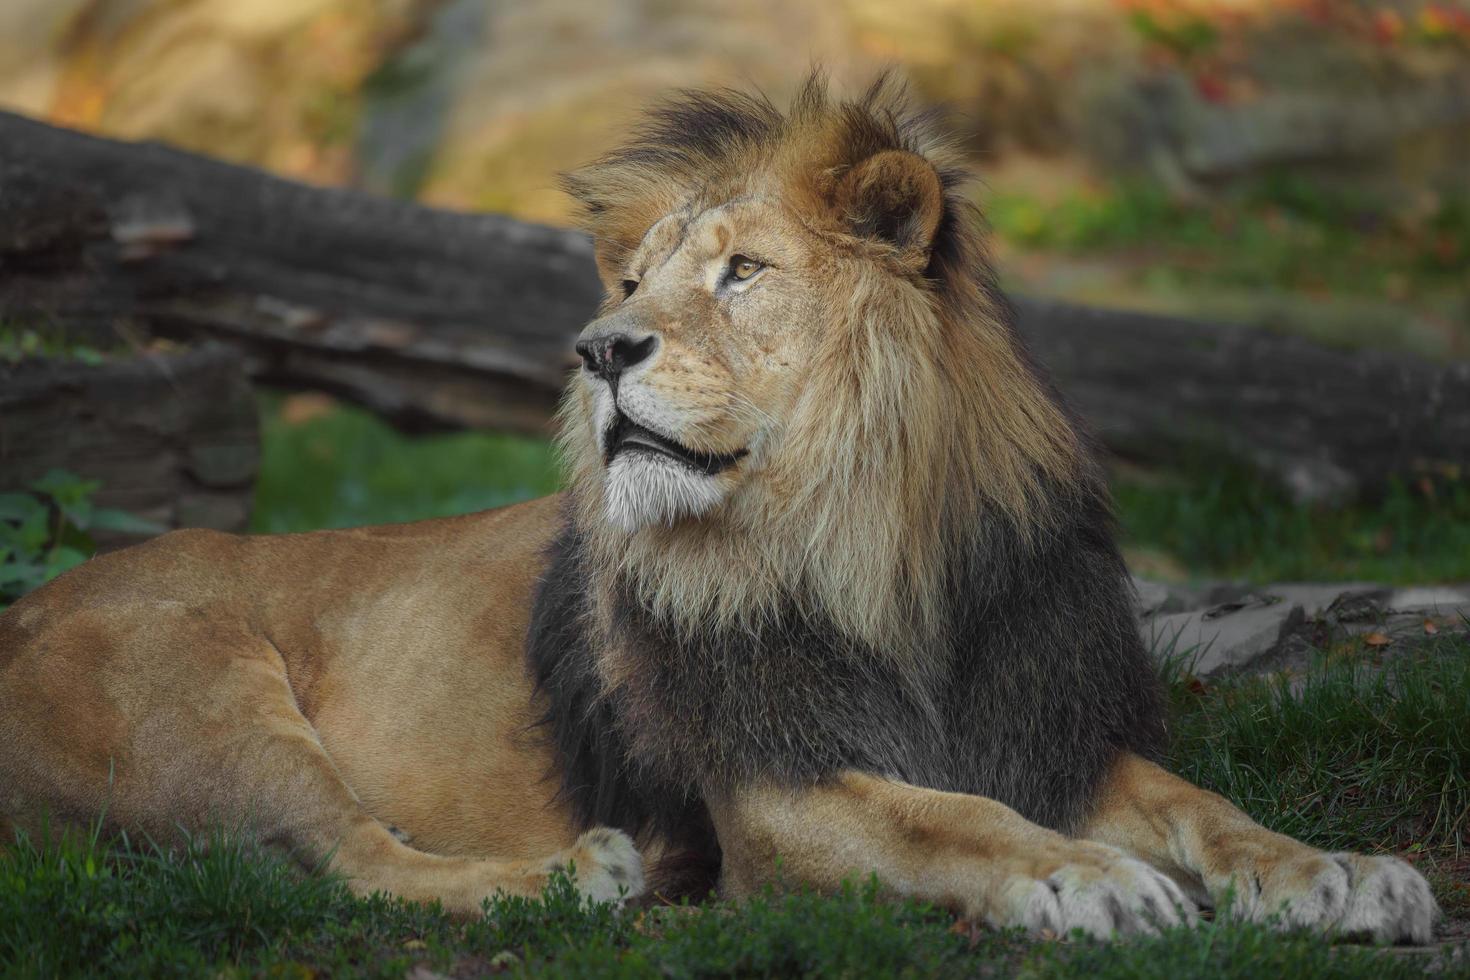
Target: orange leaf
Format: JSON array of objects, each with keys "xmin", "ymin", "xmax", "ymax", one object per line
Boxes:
[
  {"xmin": 1364, "ymin": 632, "xmax": 1392, "ymax": 647},
  {"xmin": 948, "ymin": 918, "xmax": 986, "ymax": 948}
]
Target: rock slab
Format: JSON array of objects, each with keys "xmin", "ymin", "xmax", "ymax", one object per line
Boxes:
[{"xmin": 1137, "ymin": 579, "xmax": 1470, "ymax": 678}]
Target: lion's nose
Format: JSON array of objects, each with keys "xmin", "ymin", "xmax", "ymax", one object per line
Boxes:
[{"xmin": 574, "ymin": 333, "xmax": 658, "ymax": 381}]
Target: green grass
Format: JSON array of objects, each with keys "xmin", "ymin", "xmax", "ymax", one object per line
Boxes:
[
  {"xmin": 985, "ymin": 176, "xmax": 1470, "ymax": 301},
  {"xmin": 252, "ymin": 394, "xmax": 1470, "ymax": 584},
  {"xmin": 5, "ymin": 646, "xmax": 1465, "ymax": 977},
  {"xmin": 251, "ymin": 393, "xmax": 559, "ymax": 534},
  {"xmin": 1114, "ymin": 461, "xmax": 1470, "ymax": 584},
  {"xmin": 0, "ymin": 324, "xmax": 109, "ymax": 366},
  {"xmin": 1166, "ymin": 638, "xmax": 1470, "ymax": 859}
]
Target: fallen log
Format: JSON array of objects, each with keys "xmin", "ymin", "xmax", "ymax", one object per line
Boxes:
[
  {"xmin": 2, "ymin": 109, "xmax": 1467, "ymax": 502},
  {"xmin": 0, "ymin": 109, "xmax": 592, "ymax": 436},
  {"xmin": 1009, "ymin": 297, "xmax": 1470, "ymax": 502},
  {"xmin": 0, "ymin": 344, "xmax": 260, "ymax": 545}
]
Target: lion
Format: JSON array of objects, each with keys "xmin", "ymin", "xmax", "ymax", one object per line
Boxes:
[{"xmin": 0, "ymin": 76, "xmax": 1437, "ymax": 942}]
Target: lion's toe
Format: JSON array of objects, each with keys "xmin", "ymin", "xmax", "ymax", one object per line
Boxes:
[
  {"xmin": 1218, "ymin": 850, "xmax": 1436, "ymax": 944},
  {"xmin": 1224, "ymin": 852, "xmax": 1350, "ymax": 930},
  {"xmin": 1330, "ymin": 853, "xmax": 1438, "ymax": 945},
  {"xmin": 996, "ymin": 846, "xmax": 1195, "ymax": 940},
  {"xmin": 550, "ymin": 827, "xmax": 645, "ymax": 905}
]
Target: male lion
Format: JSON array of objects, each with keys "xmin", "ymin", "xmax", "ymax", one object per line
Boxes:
[{"xmin": 0, "ymin": 77, "xmax": 1437, "ymax": 942}]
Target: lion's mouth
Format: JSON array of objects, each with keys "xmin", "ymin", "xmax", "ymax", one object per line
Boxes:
[{"xmin": 604, "ymin": 412, "xmax": 746, "ymax": 475}]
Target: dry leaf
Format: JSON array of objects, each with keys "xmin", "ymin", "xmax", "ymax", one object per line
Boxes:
[
  {"xmin": 948, "ymin": 919, "xmax": 987, "ymax": 948},
  {"xmin": 1424, "ymin": 619, "xmax": 1440, "ymax": 635},
  {"xmin": 1364, "ymin": 632, "xmax": 1392, "ymax": 647},
  {"xmin": 401, "ymin": 939, "xmax": 427, "ymax": 951}
]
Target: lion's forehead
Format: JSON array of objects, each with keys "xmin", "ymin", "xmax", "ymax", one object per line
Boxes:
[{"xmin": 635, "ymin": 195, "xmax": 796, "ymax": 273}]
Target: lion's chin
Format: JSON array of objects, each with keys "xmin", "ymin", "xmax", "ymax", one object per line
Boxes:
[{"xmin": 602, "ymin": 451, "xmax": 730, "ymax": 532}]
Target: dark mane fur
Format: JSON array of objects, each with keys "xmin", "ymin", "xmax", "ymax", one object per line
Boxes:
[{"xmin": 527, "ymin": 482, "xmax": 1166, "ymax": 862}]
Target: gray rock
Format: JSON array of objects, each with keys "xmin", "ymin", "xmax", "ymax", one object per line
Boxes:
[
  {"xmin": 1138, "ymin": 579, "xmax": 1470, "ymax": 679},
  {"xmin": 1387, "ymin": 586, "xmax": 1470, "ymax": 618},
  {"xmin": 1130, "ymin": 576, "xmax": 1212, "ymax": 616},
  {"xmin": 1144, "ymin": 593, "xmax": 1306, "ymax": 678},
  {"xmin": 1268, "ymin": 583, "xmax": 1380, "ymax": 620},
  {"xmin": 1131, "ymin": 576, "xmax": 1171, "ymax": 617}
]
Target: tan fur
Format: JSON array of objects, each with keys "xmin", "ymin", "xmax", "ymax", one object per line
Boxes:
[
  {"xmin": 710, "ymin": 771, "xmax": 1191, "ymax": 936},
  {"xmin": 0, "ymin": 498, "xmax": 644, "ymax": 912},
  {"xmin": 702, "ymin": 756, "xmax": 1435, "ymax": 940},
  {"xmin": 1082, "ymin": 755, "xmax": 1436, "ymax": 942},
  {"xmin": 0, "ymin": 77, "xmax": 1436, "ymax": 941}
]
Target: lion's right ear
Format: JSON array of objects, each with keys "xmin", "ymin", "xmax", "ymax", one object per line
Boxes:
[
  {"xmin": 561, "ymin": 168, "xmax": 641, "ymax": 295},
  {"xmin": 591, "ymin": 237, "xmax": 634, "ymax": 291},
  {"xmin": 834, "ymin": 150, "xmax": 945, "ymax": 267}
]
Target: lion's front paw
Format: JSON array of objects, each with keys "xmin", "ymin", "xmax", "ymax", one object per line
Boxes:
[
  {"xmin": 1214, "ymin": 851, "xmax": 1437, "ymax": 944},
  {"xmin": 545, "ymin": 827, "xmax": 646, "ymax": 905},
  {"xmin": 989, "ymin": 842, "xmax": 1195, "ymax": 939}
]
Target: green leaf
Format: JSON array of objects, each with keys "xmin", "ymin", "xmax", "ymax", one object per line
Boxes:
[
  {"xmin": 0, "ymin": 492, "xmax": 44, "ymax": 524},
  {"xmin": 29, "ymin": 468, "xmax": 91, "ymax": 498},
  {"xmin": 10, "ymin": 508, "xmax": 50, "ymax": 552},
  {"xmin": 0, "ymin": 559, "xmax": 44, "ymax": 589},
  {"xmin": 90, "ymin": 508, "xmax": 169, "ymax": 536},
  {"xmin": 57, "ymin": 496, "xmax": 94, "ymax": 532},
  {"xmin": 30, "ymin": 469, "xmax": 101, "ymax": 509},
  {"xmin": 43, "ymin": 546, "xmax": 88, "ymax": 581},
  {"xmin": 27, "ymin": 469, "xmax": 101, "ymax": 531},
  {"xmin": 53, "ymin": 521, "xmax": 96, "ymax": 556}
]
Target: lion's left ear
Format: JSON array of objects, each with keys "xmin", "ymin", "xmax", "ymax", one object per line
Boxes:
[{"xmin": 835, "ymin": 150, "xmax": 945, "ymax": 266}]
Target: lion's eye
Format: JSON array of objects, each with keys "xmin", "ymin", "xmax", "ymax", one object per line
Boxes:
[
  {"xmin": 729, "ymin": 255, "xmax": 763, "ymax": 282},
  {"xmin": 621, "ymin": 279, "xmax": 639, "ymax": 298}
]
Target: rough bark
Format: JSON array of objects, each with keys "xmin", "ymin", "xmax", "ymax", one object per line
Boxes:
[
  {"xmin": 0, "ymin": 108, "xmax": 592, "ymax": 436},
  {"xmin": 2, "ymin": 109, "xmax": 1467, "ymax": 501},
  {"xmin": 1010, "ymin": 297, "xmax": 1470, "ymax": 502},
  {"xmin": 0, "ymin": 344, "xmax": 260, "ymax": 546}
]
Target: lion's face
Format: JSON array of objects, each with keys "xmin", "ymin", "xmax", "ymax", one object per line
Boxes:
[
  {"xmin": 572, "ymin": 197, "xmax": 825, "ymax": 531},
  {"xmin": 560, "ymin": 78, "xmax": 1083, "ymax": 644}
]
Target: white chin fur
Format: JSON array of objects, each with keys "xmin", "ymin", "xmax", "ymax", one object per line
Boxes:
[{"xmin": 604, "ymin": 451, "xmax": 727, "ymax": 531}]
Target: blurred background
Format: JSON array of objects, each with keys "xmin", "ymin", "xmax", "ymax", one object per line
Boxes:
[{"xmin": 2, "ymin": 0, "xmax": 1469, "ymax": 593}]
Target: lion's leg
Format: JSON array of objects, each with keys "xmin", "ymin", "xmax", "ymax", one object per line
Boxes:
[
  {"xmin": 1080, "ymin": 753, "xmax": 1436, "ymax": 943},
  {"xmin": 0, "ymin": 625, "xmax": 642, "ymax": 915},
  {"xmin": 204, "ymin": 701, "xmax": 645, "ymax": 914},
  {"xmin": 707, "ymin": 770, "xmax": 1193, "ymax": 939}
]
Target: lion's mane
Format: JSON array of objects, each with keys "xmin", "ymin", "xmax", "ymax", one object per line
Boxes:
[{"xmin": 528, "ymin": 77, "xmax": 1165, "ymax": 877}]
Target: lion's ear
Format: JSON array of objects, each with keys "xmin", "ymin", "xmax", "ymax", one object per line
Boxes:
[
  {"xmin": 591, "ymin": 238, "xmax": 630, "ymax": 291},
  {"xmin": 835, "ymin": 150, "xmax": 945, "ymax": 265}
]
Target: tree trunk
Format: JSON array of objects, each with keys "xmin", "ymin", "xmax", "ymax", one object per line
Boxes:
[{"xmin": 2, "ymin": 109, "xmax": 1467, "ymax": 501}]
